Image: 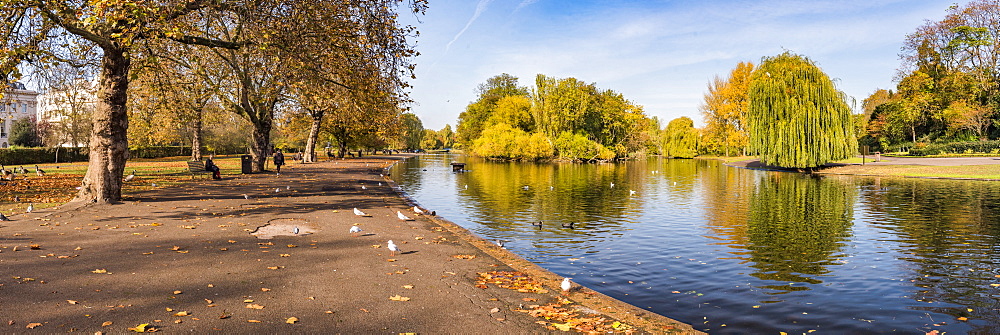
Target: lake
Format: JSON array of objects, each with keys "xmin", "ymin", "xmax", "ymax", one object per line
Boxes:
[{"xmin": 390, "ymin": 153, "xmax": 1000, "ymax": 334}]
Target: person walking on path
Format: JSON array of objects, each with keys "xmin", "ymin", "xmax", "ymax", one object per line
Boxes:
[{"xmin": 273, "ymin": 148, "xmax": 285, "ymax": 173}]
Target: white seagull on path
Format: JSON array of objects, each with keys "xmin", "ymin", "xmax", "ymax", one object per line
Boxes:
[
  {"xmin": 397, "ymin": 211, "xmax": 414, "ymax": 221},
  {"xmin": 387, "ymin": 240, "xmax": 400, "ymax": 256},
  {"xmin": 354, "ymin": 208, "xmax": 371, "ymax": 217},
  {"xmin": 413, "ymin": 206, "xmax": 424, "ymax": 214},
  {"xmin": 561, "ymin": 278, "xmax": 573, "ymax": 295},
  {"xmin": 349, "ymin": 225, "xmax": 362, "ymax": 236}
]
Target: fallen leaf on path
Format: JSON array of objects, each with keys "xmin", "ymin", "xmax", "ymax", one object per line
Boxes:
[
  {"xmin": 128, "ymin": 323, "xmax": 155, "ymax": 332},
  {"xmin": 173, "ymin": 290, "xmax": 182, "ymax": 295},
  {"xmin": 261, "ymin": 288, "xmax": 271, "ymax": 292},
  {"xmin": 26, "ymin": 322, "xmax": 42, "ymax": 329},
  {"xmin": 101, "ymin": 321, "xmax": 113, "ymax": 327},
  {"xmin": 389, "ymin": 295, "xmax": 411, "ymax": 301},
  {"xmin": 246, "ymin": 304, "xmax": 265, "ymax": 310},
  {"xmin": 402, "ymin": 285, "xmax": 414, "ymax": 289},
  {"xmin": 453, "ymin": 254, "xmax": 476, "ymax": 259},
  {"xmin": 91, "ymin": 269, "xmax": 109, "ymax": 274},
  {"xmin": 247, "ymin": 320, "xmax": 261, "ymax": 323},
  {"xmin": 67, "ymin": 300, "xmax": 78, "ymax": 304},
  {"xmin": 285, "ymin": 317, "xmax": 298, "ymax": 324},
  {"xmin": 173, "ymin": 311, "xmax": 190, "ymax": 317}
]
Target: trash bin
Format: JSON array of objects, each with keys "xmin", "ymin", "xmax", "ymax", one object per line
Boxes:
[{"xmin": 241, "ymin": 155, "xmax": 253, "ymax": 174}]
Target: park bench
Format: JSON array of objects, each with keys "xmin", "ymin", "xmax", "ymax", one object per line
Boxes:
[{"xmin": 186, "ymin": 160, "xmax": 213, "ymax": 179}]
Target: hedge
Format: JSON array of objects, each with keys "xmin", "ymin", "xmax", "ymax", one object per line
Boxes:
[
  {"xmin": 0, "ymin": 147, "xmax": 89, "ymax": 165},
  {"xmin": 907, "ymin": 141, "xmax": 1000, "ymax": 156}
]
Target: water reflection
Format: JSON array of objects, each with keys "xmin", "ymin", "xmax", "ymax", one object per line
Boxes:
[
  {"xmin": 745, "ymin": 174, "xmax": 854, "ymax": 291},
  {"xmin": 393, "ymin": 153, "xmax": 1000, "ymax": 333}
]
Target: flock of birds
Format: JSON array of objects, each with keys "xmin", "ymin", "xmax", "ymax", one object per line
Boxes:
[
  {"xmin": 0, "ymin": 164, "xmax": 51, "ymax": 217},
  {"xmin": 348, "ymin": 204, "xmax": 434, "ymax": 257}
]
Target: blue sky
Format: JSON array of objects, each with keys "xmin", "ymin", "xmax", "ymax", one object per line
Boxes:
[{"xmin": 401, "ymin": 0, "xmax": 954, "ymax": 130}]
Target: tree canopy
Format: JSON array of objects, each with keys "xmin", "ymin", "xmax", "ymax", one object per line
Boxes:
[{"xmin": 746, "ymin": 52, "xmax": 857, "ymax": 169}]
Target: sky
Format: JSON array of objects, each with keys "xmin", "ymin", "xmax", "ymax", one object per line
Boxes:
[{"xmin": 400, "ymin": 0, "xmax": 956, "ymax": 130}]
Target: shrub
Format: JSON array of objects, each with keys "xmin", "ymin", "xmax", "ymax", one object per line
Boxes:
[{"xmin": 553, "ymin": 132, "xmax": 614, "ymax": 161}]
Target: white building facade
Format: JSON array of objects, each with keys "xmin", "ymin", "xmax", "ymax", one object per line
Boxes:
[
  {"xmin": 1, "ymin": 82, "xmax": 40, "ymax": 148},
  {"xmin": 36, "ymin": 79, "xmax": 97, "ymax": 147}
]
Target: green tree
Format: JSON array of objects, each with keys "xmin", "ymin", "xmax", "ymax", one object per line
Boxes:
[
  {"xmin": 747, "ymin": 52, "xmax": 857, "ymax": 169},
  {"xmin": 456, "ymin": 74, "xmax": 529, "ymax": 146},
  {"xmin": 9, "ymin": 116, "xmax": 41, "ymax": 147},
  {"xmin": 398, "ymin": 113, "xmax": 423, "ymax": 151},
  {"xmin": 662, "ymin": 117, "xmax": 698, "ymax": 158}
]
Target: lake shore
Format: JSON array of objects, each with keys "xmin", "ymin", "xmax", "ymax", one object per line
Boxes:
[
  {"xmin": 720, "ymin": 156, "xmax": 1000, "ymax": 180},
  {"xmin": 0, "ymin": 155, "xmax": 698, "ymax": 334}
]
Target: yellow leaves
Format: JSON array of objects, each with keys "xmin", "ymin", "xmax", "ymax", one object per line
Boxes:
[
  {"xmin": 101, "ymin": 321, "xmax": 113, "ymax": 327},
  {"xmin": 26, "ymin": 322, "xmax": 42, "ymax": 329},
  {"xmin": 92, "ymin": 269, "xmax": 110, "ymax": 274},
  {"xmin": 173, "ymin": 311, "xmax": 190, "ymax": 317},
  {"xmin": 173, "ymin": 290, "xmax": 182, "ymax": 295},
  {"xmin": 285, "ymin": 317, "xmax": 299, "ymax": 324},
  {"xmin": 957, "ymin": 316, "xmax": 969, "ymax": 321},
  {"xmin": 452, "ymin": 254, "xmax": 476, "ymax": 259},
  {"xmin": 128, "ymin": 323, "xmax": 156, "ymax": 332},
  {"xmin": 477, "ymin": 271, "xmax": 548, "ymax": 294},
  {"xmin": 551, "ymin": 322, "xmax": 572, "ymax": 331},
  {"xmin": 247, "ymin": 320, "xmax": 261, "ymax": 323},
  {"xmin": 267, "ymin": 266, "xmax": 284, "ymax": 270},
  {"xmin": 402, "ymin": 284, "xmax": 414, "ymax": 289},
  {"xmin": 246, "ymin": 304, "xmax": 265, "ymax": 310},
  {"xmin": 67, "ymin": 300, "xmax": 78, "ymax": 304},
  {"xmin": 261, "ymin": 288, "xmax": 271, "ymax": 292},
  {"xmin": 389, "ymin": 295, "xmax": 411, "ymax": 301}
]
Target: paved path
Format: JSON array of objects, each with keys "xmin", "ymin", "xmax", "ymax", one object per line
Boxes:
[{"xmin": 0, "ymin": 156, "xmax": 696, "ymax": 334}]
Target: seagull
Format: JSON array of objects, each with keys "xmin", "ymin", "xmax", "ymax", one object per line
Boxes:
[
  {"xmin": 354, "ymin": 208, "xmax": 371, "ymax": 217},
  {"xmin": 609, "ymin": 182, "xmax": 614, "ymax": 188},
  {"xmin": 0, "ymin": 212, "xmax": 9, "ymax": 221},
  {"xmin": 561, "ymin": 222, "xmax": 575, "ymax": 229},
  {"xmin": 495, "ymin": 239, "xmax": 505, "ymax": 248},
  {"xmin": 286, "ymin": 185, "xmax": 290, "ymax": 190},
  {"xmin": 464, "ymin": 185, "xmax": 468, "ymax": 189},
  {"xmin": 397, "ymin": 211, "xmax": 414, "ymax": 221},
  {"xmin": 378, "ymin": 182, "xmax": 382, "ymax": 186},
  {"xmin": 561, "ymin": 277, "xmax": 573, "ymax": 295},
  {"xmin": 387, "ymin": 240, "xmax": 400, "ymax": 256},
  {"xmin": 549, "ymin": 186, "xmax": 554, "ymax": 190},
  {"xmin": 349, "ymin": 225, "xmax": 362, "ymax": 236},
  {"xmin": 629, "ymin": 190, "xmax": 636, "ymax": 196},
  {"xmin": 413, "ymin": 206, "xmax": 424, "ymax": 214},
  {"xmin": 243, "ymin": 194, "xmax": 252, "ymax": 199},
  {"xmin": 275, "ymin": 188, "xmax": 281, "ymax": 193},
  {"xmin": 293, "ymin": 226, "xmax": 300, "ymax": 235},
  {"xmin": 361, "ymin": 185, "xmax": 367, "ymax": 190},
  {"xmin": 124, "ymin": 170, "xmax": 136, "ymax": 182},
  {"xmin": 26, "ymin": 203, "xmax": 33, "ymax": 213},
  {"xmin": 522, "ymin": 185, "xmax": 529, "ymax": 190},
  {"xmin": 151, "ymin": 183, "xmax": 157, "ymax": 187}
]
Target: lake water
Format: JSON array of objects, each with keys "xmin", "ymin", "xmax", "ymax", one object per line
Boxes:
[{"xmin": 390, "ymin": 153, "xmax": 1000, "ymax": 334}]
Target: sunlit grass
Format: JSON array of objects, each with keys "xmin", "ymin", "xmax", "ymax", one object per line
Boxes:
[
  {"xmin": 0, "ymin": 155, "xmax": 281, "ymax": 214},
  {"xmin": 696, "ymin": 155, "xmax": 755, "ymax": 163},
  {"xmin": 821, "ymin": 164, "xmax": 1000, "ymax": 180}
]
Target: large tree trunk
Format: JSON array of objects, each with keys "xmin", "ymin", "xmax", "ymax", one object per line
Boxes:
[
  {"xmin": 191, "ymin": 108, "xmax": 203, "ymax": 161},
  {"xmin": 249, "ymin": 117, "xmax": 272, "ymax": 172},
  {"xmin": 303, "ymin": 110, "xmax": 324, "ymax": 163},
  {"xmin": 76, "ymin": 48, "xmax": 130, "ymax": 203}
]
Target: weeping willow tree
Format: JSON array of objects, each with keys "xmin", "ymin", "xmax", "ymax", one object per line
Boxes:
[{"xmin": 747, "ymin": 52, "xmax": 857, "ymax": 169}]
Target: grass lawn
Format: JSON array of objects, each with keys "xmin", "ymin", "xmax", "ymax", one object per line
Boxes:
[
  {"xmin": 0, "ymin": 155, "xmax": 277, "ymax": 214},
  {"xmin": 819, "ymin": 164, "xmax": 1000, "ymax": 180}
]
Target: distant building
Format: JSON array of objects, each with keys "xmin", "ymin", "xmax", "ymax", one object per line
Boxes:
[
  {"xmin": 37, "ymin": 79, "xmax": 97, "ymax": 147},
  {"xmin": 1, "ymin": 82, "xmax": 39, "ymax": 148}
]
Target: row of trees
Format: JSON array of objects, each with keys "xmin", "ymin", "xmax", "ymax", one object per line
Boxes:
[
  {"xmin": 1, "ymin": 0, "xmax": 426, "ymax": 203},
  {"xmin": 698, "ymin": 0, "xmax": 1000, "ymax": 160},
  {"xmin": 682, "ymin": 52, "xmax": 857, "ymax": 169},
  {"xmin": 456, "ymin": 74, "xmax": 656, "ymax": 161},
  {"xmin": 861, "ymin": 0, "xmax": 1000, "ymax": 150}
]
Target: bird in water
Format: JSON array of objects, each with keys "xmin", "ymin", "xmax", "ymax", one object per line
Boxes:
[
  {"xmin": 397, "ymin": 211, "xmax": 414, "ymax": 221},
  {"xmin": 354, "ymin": 208, "xmax": 371, "ymax": 217},
  {"xmin": 387, "ymin": 240, "xmax": 400, "ymax": 256},
  {"xmin": 629, "ymin": 190, "xmax": 636, "ymax": 196},
  {"xmin": 349, "ymin": 225, "xmax": 363, "ymax": 237},
  {"xmin": 26, "ymin": 203, "xmax": 34, "ymax": 213},
  {"xmin": 561, "ymin": 222, "xmax": 575, "ymax": 229},
  {"xmin": 124, "ymin": 170, "xmax": 136, "ymax": 182},
  {"xmin": 561, "ymin": 277, "xmax": 573, "ymax": 295},
  {"xmin": 531, "ymin": 221, "xmax": 543, "ymax": 229},
  {"xmin": 0, "ymin": 212, "xmax": 10, "ymax": 221},
  {"xmin": 522, "ymin": 185, "xmax": 529, "ymax": 190}
]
